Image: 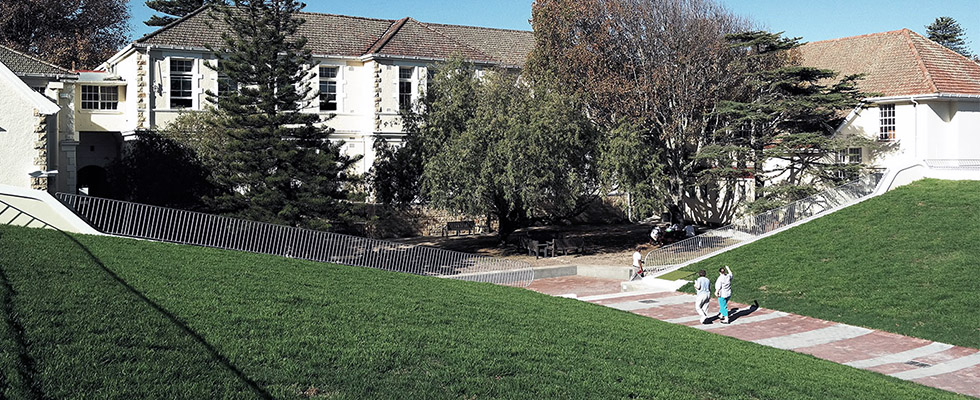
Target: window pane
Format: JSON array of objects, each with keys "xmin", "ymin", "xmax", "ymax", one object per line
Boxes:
[
  {"xmin": 171, "ymin": 98, "xmax": 193, "ymax": 108},
  {"xmin": 399, "ymin": 67, "xmax": 413, "ymax": 79},
  {"xmin": 319, "ymin": 66, "xmax": 338, "ymax": 79},
  {"xmin": 171, "ymin": 59, "xmax": 193, "ymax": 73},
  {"xmin": 319, "ymin": 81, "xmax": 337, "ymax": 111},
  {"xmin": 100, "ymin": 86, "xmax": 118, "ymax": 102},
  {"xmin": 171, "ymin": 76, "xmax": 192, "ymax": 98}
]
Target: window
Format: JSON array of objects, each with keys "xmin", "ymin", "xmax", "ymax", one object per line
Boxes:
[
  {"xmin": 217, "ymin": 74, "xmax": 237, "ymax": 98},
  {"xmin": 80, "ymin": 85, "xmax": 118, "ymax": 110},
  {"xmin": 839, "ymin": 147, "xmax": 862, "ymax": 164},
  {"xmin": 879, "ymin": 104, "xmax": 895, "ymax": 141},
  {"xmin": 319, "ymin": 66, "xmax": 338, "ymax": 111},
  {"xmin": 170, "ymin": 59, "xmax": 194, "ymax": 109},
  {"xmin": 399, "ymin": 67, "xmax": 414, "ymax": 111}
]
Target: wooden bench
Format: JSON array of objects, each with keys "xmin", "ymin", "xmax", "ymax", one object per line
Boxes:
[
  {"xmin": 443, "ymin": 220, "xmax": 476, "ymax": 236},
  {"xmin": 552, "ymin": 237, "xmax": 585, "ymax": 256}
]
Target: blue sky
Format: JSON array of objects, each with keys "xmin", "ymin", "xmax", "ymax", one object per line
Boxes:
[{"xmin": 128, "ymin": 0, "xmax": 980, "ymax": 56}]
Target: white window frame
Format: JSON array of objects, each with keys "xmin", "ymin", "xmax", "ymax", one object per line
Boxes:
[
  {"xmin": 169, "ymin": 58, "xmax": 195, "ymax": 109},
  {"xmin": 838, "ymin": 147, "xmax": 862, "ymax": 164},
  {"xmin": 80, "ymin": 85, "xmax": 119, "ymax": 111},
  {"xmin": 878, "ymin": 104, "xmax": 895, "ymax": 141},
  {"xmin": 319, "ymin": 65, "xmax": 340, "ymax": 112},
  {"xmin": 398, "ymin": 66, "xmax": 415, "ymax": 111}
]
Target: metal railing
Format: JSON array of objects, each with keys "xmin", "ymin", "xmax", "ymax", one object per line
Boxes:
[
  {"xmin": 644, "ymin": 174, "xmax": 883, "ymax": 275},
  {"xmin": 55, "ymin": 193, "xmax": 534, "ymax": 287},
  {"xmin": 0, "ymin": 198, "xmax": 55, "ymax": 230},
  {"xmin": 924, "ymin": 159, "xmax": 980, "ymax": 170}
]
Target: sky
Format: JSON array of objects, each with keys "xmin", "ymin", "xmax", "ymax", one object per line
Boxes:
[{"xmin": 128, "ymin": 0, "xmax": 980, "ymax": 56}]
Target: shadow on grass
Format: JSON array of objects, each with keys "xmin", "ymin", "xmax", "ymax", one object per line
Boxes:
[
  {"xmin": 0, "ymin": 232, "xmax": 45, "ymax": 399},
  {"xmin": 0, "ymin": 228, "xmax": 272, "ymax": 399}
]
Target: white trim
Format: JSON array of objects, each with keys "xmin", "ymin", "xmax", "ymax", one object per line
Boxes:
[{"xmin": 865, "ymin": 93, "xmax": 980, "ymax": 103}]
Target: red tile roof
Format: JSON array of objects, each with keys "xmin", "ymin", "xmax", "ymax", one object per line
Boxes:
[
  {"xmin": 136, "ymin": 6, "xmax": 532, "ymax": 67},
  {"xmin": 798, "ymin": 29, "xmax": 980, "ymax": 97}
]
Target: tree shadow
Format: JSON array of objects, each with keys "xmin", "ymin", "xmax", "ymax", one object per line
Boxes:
[
  {"xmin": 0, "ymin": 232, "xmax": 45, "ymax": 399},
  {"xmin": 0, "ymin": 228, "xmax": 272, "ymax": 399}
]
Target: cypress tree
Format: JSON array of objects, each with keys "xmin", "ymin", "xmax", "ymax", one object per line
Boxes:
[{"xmin": 205, "ymin": 0, "xmax": 359, "ymax": 229}]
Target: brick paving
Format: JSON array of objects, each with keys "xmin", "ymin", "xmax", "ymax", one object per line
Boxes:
[{"xmin": 527, "ymin": 276, "xmax": 980, "ymax": 398}]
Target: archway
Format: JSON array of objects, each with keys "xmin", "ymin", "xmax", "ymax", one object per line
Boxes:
[{"xmin": 77, "ymin": 165, "xmax": 110, "ymax": 197}]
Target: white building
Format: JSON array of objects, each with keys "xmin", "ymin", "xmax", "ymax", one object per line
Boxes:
[
  {"xmin": 98, "ymin": 7, "xmax": 533, "ymax": 176},
  {"xmin": 799, "ymin": 29, "xmax": 980, "ymax": 172},
  {"xmin": 0, "ymin": 45, "xmax": 79, "ymax": 193},
  {"xmin": 0, "ymin": 7, "xmax": 533, "ymax": 195}
]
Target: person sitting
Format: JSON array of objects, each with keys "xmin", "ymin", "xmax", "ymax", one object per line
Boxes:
[
  {"xmin": 684, "ymin": 224, "xmax": 696, "ymax": 238},
  {"xmin": 650, "ymin": 226, "xmax": 662, "ymax": 245}
]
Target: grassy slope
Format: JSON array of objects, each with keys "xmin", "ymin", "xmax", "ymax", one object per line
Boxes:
[
  {"xmin": 0, "ymin": 224, "xmax": 967, "ymax": 399},
  {"xmin": 681, "ymin": 179, "xmax": 978, "ymax": 349}
]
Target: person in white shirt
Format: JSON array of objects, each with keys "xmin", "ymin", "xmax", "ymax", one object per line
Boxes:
[
  {"xmin": 693, "ymin": 269, "xmax": 711, "ymax": 324},
  {"xmin": 714, "ymin": 265, "xmax": 733, "ymax": 324},
  {"xmin": 631, "ymin": 246, "xmax": 644, "ymax": 280}
]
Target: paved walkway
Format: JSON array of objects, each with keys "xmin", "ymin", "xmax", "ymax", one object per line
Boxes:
[{"xmin": 526, "ymin": 277, "xmax": 980, "ymax": 398}]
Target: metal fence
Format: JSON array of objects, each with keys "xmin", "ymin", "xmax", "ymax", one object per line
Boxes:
[
  {"xmin": 55, "ymin": 193, "xmax": 534, "ymax": 287},
  {"xmin": 924, "ymin": 159, "xmax": 980, "ymax": 170},
  {"xmin": 0, "ymin": 198, "xmax": 55, "ymax": 230},
  {"xmin": 644, "ymin": 174, "xmax": 883, "ymax": 275}
]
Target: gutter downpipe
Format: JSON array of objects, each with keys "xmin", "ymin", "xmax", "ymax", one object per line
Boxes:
[{"xmin": 910, "ymin": 96, "xmax": 918, "ymax": 160}]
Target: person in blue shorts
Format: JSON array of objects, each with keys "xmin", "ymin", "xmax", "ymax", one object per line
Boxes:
[{"xmin": 714, "ymin": 265, "xmax": 733, "ymax": 324}]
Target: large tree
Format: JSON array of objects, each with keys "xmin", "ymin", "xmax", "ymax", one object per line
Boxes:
[
  {"xmin": 528, "ymin": 0, "xmax": 749, "ymax": 220},
  {"xmin": 926, "ymin": 16, "xmax": 972, "ymax": 58},
  {"xmin": 372, "ymin": 58, "xmax": 602, "ymax": 240},
  {"xmin": 0, "ymin": 0, "xmax": 129, "ymax": 69},
  {"xmin": 145, "ymin": 0, "xmax": 218, "ymax": 27},
  {"xmin": 705, "ymin": 31, "xmax": 874, "ymax": 213},
  {"xmin": 204, "ymin": 0, "xmax": 359, "ymax": 229}
]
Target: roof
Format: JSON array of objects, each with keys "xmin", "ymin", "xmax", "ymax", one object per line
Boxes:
[
  {"xmin": 798, "ymin": 29, "xmax": 980, "ymax": 97},
  {"xmin": 0, "ymin": 44, "xmax": 74, "ymax": 78},
  {"xmin": 136, "ymin": 7, "xmax": 534, "ymax": 67},
  {"xmin": 0, "ymin": 59, "xmax": 61, "ymax": 115}
]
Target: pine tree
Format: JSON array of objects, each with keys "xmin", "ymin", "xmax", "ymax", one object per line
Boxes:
[
  {"xmin": 205, "ymin": 0, "xmax": 359, "ymax": 229},
  {"xmin": 144, "ymin": 0, "xmax": 211, "ymax": 27},
  {"xmin": 926, "ymin": 16, "xmax": 972, "ymax": 57}
]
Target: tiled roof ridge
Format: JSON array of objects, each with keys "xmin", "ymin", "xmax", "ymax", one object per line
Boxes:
[
  {"xmin": 364, "ymin": 17, "xmax": 410, "ymax": 55},
  {"xmin": 423, "ymin": 21, "xmax": 532, "ymax": 34},
  {"xmin": 294, "ymin": 10, "xmax": 395, "ymax": 24},
  {"xmin": 0, "ymin": 43, "xmax": 72, "ymax": 74},
  {"xmin": 903, "ymin": 29, "xmax": 940, "ymax": 94},
  {"xmin": 413, "ymin": 19, "xmax": 497, "ymax": 61},
  {"xmin": 804, "ymin": 28, "xmax": 910, "ymax": 46},
  {"xmin": 135, "ymin": 4, "xmax": 212, "ymax": 44}
]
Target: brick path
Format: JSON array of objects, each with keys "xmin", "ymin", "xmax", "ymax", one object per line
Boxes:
[{"xmin": 526, "ymin": 276, "xmax": 980, "ymax": 398}]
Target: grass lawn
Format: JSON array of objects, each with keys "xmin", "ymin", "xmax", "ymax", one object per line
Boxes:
[
  {"xmin": 679, "ymin": 179, "xmax": 979, "ymax": 349},
  {"xmin": 0, "ymin": 224, "xmax": 968, "ymax": 399}
]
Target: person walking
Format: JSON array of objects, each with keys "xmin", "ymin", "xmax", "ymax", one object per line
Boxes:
[
  {"xmin": 693, "ymin": 269, "xmax": 711, "ymax": 324},
  {"xmin": 715, "ymin": 265, "xmax": 733, "ymax": 324},
  {"xmin": 631, "ymin": 246, "xmax": 645, "ymax": 280}
]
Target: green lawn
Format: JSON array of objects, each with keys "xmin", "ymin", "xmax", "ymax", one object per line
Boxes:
[
  {"xmin": 680, "ymin": 179, "xmax": 978, "ymax": 349},
  {"xmin": 0, "ymin": 224, "xmax": 968, "ymax": 399}
]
